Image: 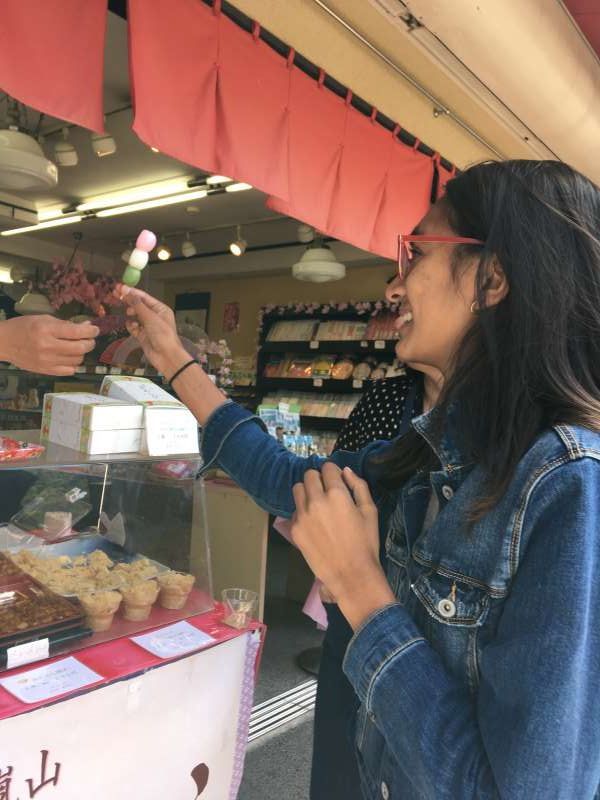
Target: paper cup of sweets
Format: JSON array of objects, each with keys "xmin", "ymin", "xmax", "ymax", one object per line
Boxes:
[
  {"xmin": 79, "ymin": 590, "xmax": 122, "ymax": 632},
  {"xmin": 157, "ymin": 571, "xmax": 195, "ymax": 609}
]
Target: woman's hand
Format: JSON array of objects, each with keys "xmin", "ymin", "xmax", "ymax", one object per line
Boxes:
[
  {"xmin": 291, "ymin": 462, "xmax": 395, "ymax": 630},
  {"xmin": 0, "ymin": 316, "xmax": 99, "ymax": 376},
  {"xmin": 117, "ymin": 285, "xmax": 189, "ymax": 378},
  {"xmin": 117, "ymin": 285, "xmax": 228, "ymax": 426}
]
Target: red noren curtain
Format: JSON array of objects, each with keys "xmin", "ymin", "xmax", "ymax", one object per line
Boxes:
[
  {"xmin": 128, "ymin": 0, "xmax": 438, "ymax": 260},
  {"xmin": 0, "ymin": 0, "xmax": 108, "ymax": 132}
]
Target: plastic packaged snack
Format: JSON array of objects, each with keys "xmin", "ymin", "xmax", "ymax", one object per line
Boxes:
[
  {"xmin": 0, "ymin": 436, "xmax": 44, "ymax": 462},
  {"xmin": 331, "ymin": 359, "xmax": 355, "ymax": 380},
  {"xmin": 353, "ymin": 362, "xmax": 372, "ymax": 381},
  {"xmin": 311, "ymin": 355, "xmax": 335, "ymax": 378}
]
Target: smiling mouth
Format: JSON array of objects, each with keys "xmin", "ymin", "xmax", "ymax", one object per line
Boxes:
[{"xmin": 396, "ymin": 310, "xmax": 413, "ymax": 329}]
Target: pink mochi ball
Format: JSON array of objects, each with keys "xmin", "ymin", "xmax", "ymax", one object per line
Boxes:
[{"xmin": 136, "ymin": 229, "xmax": 157, "ymax": 252}]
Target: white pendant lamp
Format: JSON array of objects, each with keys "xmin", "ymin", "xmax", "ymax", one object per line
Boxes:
[
  {"xmin": 292, "ymin": 243, "xmax": 346, "ymax": 282},
  {"xmin": 0, "ymin": 129, "xmax": 58, "ymax": 190},
  {"xmin": 14, "ymin": 289, "xmax": 54, "ymax": 315}
]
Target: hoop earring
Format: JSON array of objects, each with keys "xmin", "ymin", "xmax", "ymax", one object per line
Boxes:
[{"xmin": 470, "ymin": 301, "xmax": 479, "ymax": 314}]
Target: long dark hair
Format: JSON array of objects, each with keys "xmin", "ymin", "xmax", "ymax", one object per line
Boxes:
[{"xmin": 376, "ymin": 160, "xmax": 600, "ymax": 519}]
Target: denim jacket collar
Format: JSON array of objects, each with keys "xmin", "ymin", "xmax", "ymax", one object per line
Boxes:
[{"xmin": 411, "ymin": 403, "xmax": 470, "ymax": 473}]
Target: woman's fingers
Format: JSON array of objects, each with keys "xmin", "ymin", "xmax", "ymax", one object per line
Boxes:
[
  {"xmin": 292, "ymin": 482, "xmax": 307, "ymax": 515},
  {"xmin": 321, "ymin": 461, "xmax": 347, "ymax": 492},
  {"xmin": 303, "ymin": 469, "xmax": 325, "ymax": 501},
  {"xmin": 343, "ymin": 467, "xmax": 375, "ymax": 509}
]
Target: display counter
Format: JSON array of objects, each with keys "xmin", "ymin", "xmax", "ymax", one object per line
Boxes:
[{"xmin": 0, "ymin": 432, "xmax": 265, "ymax": 799}]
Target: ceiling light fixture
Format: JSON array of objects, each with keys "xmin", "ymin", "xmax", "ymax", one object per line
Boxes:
[
  {"xmin": 91, "ymin": 131, "xmax": 117, "ymax": 158},
  {"xmin": 229, "ymin": 225, "xmax": 247, "ymax": 256},
  {"xmin": 157, "ymin": 242, "xmax": 172, "ymax": 261},
  {"xmin": 54, "ymin": 128, "xmax": 78, "ymax": 167},
  {"xmin": 0, "ymin": 216, "xmax": 83, "ymax": 237},
  {"xmin": 0, "ymin": 267, "xmax": 14, "ymax": 284},
  {"xmin": 14, "ymin": 289, "xmax": 54, "ymax": 315},
  {"xmin": 181, "ymin": 233, "xmax": 197, "ymax": 258},
  {"xmin": 206, "ymin": 175, "xmax": 232, "ymax": 185},
  {"xmin": 225, "ymin": 182, "xmax": 252, "ymax": 193},
  {"xmin": 297, "ymin": 223, "xmax": 315, "ymax": 243},
  {"xmin": 75, "ymin": 178, "xmax": 192, "ymax": 213},
  {"xmin": 0, "ymin": 128, "xmax": 58, "ymax": 190},
  {"xmin": 292, "ymin": 242, "xmax": 346, "ymax": 282},
  {"xmin": 95, "ymin": 190, "xmax": 208, "ymax": 218},
  {"xmin": 121, "ymin": 242, "xmax": 133, "ymax": 263}
]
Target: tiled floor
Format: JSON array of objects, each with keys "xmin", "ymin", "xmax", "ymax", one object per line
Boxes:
[
  {"xmin": 239, "ymin": 533, "xmax": 324, "ymax": 799},
  {"xmin": 239, "ymin": 714, "xmax": 314, "ymax": 800}
]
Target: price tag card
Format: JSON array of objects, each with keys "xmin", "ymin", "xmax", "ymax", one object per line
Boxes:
[
  {"xmin": 131, "ymin": 621, "xmax": 216, "ymax": 660},
  {"xmin": 134, "ymin": 368, "xmax": 145, "ymax": 377},
  {"xmin": 309, "ymin": 340, "xmax": 319, "ymax": 350},
  {"xmin": 0, "ymin": 656, "xmax": 102, "ymax": 704},
  {"xmin": 313, "ymin": 378, "xmax": 323, "ymax": 387},
  {"xmin": 278, "ymin": 402, "xmax": 290, "ymax": 413},
  {"xmin": 8, "ymin": 364, "xmax": 16, "ymax": 370},
  {"xmin": 109, "ymin": 366, "xmax": 122, "ymax": 375},
  {"xmin": 352, "ymin": 379, "xmax": 364, "ymax": 389},
  {"xmin": 374, "ymin": 340, "xmax": 386, "ymax": 350},
  {"xmin": 75, "ymin": 366, "xmax": 86, "ymax": 374},
  {"xmin": 94, "ymin": 366, "xmax": 108, "ymax": 374},
  {"xmin": 6, "ymin": 639, "xmax": 49, "ymax": 671},
  {"xmin": 360, "ymin": 341, "xmax": 368, "ymax": 348}
]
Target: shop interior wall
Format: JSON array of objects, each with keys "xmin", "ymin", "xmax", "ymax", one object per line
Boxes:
[{"xmin": 161, "ymin": 264, "xmax": 390, "ymax": 359}]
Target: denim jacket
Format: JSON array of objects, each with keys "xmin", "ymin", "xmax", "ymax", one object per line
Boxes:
[{"xmin": 202, "ymin": 400, "xmax": 600, "ymax": 799}]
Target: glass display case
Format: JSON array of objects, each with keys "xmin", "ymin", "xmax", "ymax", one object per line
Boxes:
[{"xmin": 0, "ymin": 431, "xmax": 212, "ymax": 670}]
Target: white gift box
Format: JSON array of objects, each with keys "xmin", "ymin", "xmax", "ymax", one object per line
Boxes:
[{"xmin": 41, "ymin": 393, "xmax": 144, "ymax": 455}]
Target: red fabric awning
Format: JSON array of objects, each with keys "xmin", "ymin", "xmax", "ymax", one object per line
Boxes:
[
  {"xmin": 128, "ymin": 0, "xmax": 439, "ymax": 260},
  {"xmin": 0, "ymin": 0, "xmax": 108, "ymax": 132}
]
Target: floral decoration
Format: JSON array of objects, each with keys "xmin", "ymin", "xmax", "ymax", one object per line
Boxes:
[{"xmin": 41, "ymin": 258, "xmax": 120, "ymax": 316}]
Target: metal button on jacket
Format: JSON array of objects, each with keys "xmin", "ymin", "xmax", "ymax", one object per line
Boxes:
[
  {"xmin": 437, "ymin": 598, "xmax": 457, "ymax": 618},
  {"xmin": 442, "ymin": 485, "xmax": 454, "ymax": 501},
  {"xmin": 381, "ymin": 781, "xmax": 390, "ymax": 800}
]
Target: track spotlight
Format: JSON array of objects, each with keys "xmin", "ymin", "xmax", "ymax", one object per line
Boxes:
[
  {"xmin": 181, "ymin": 233, "xmax": 197, "ymax": 258},
  {"xmin": 157, "ymin": 242, "xmax": 171, "ymax": 261},
  {"xmin": 229, "ymin": 225, "xmax": 247, "ymax": 256},
  {"xmin": 54, "ymin": 128, "xmax": 78, "ymax": 167}
]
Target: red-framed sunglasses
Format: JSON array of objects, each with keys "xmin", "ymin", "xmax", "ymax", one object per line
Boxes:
[{"xmin": 397, "ymin": 234, "xmax": 485, "ymax": 280}]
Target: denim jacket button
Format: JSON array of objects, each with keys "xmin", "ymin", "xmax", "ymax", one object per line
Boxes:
[
  {"xmin": 381, "ymin": 781, "xmax": 390, "ymax": 800},
  {"xmin": 437, "ymin": 598, "xmax": 457, "ymax": 618},
  {"xmin": 442, "ymin": 484, "xmax": 454, "ymax": 501}
]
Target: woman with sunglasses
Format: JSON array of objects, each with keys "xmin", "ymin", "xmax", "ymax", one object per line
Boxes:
[{"xmin": 120, "ymin": 160, "xmax": 600, "ymax": 799}]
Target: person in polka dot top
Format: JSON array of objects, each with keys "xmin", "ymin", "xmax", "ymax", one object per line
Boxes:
[{"xmin": 311, "ymin": 364, "xmax": 441, "ymax": 800}]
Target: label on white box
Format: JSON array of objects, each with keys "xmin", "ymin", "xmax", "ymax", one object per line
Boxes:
[
  {"xmin": 352, "ymin": 379, "xmax": 363, "ymax": 389},
  {"xmin": 131, "ymin": 621, "xmax": 215, "ymax": 660},
  {"xmin": 143, "ymin": 406, "xmax": 199, "ymax": 456},
  {"xmin": 0, "ymin": 656, "xmax": 102, "ymax": 704},
  {"xmin": 6, "ymin": 638, "xmax": 49, "ymax": 670},
  {"xmin": 309, "ymin": 340, "xmax": 319, "ymax": 350},
  {"xmin": 374, "ymin": 340, "xmax": 385, "ymax": 350},
  {"xmin": 109, "ymin": 367, "xmax": 122, "ymax": 375},
  {"xmin": 313, "ymin": 378, "xmax": 323, "ymax": 387}
]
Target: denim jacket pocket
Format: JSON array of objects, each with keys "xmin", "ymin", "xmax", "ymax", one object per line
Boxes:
[{"xmin": 411, "ymin": 571, "xmax": 491, "ymax": 693}]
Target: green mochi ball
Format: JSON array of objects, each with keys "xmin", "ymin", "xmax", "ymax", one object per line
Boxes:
[{"xmin": 122, "ymin": 266, "xmax": 141, "ymax": 287}]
